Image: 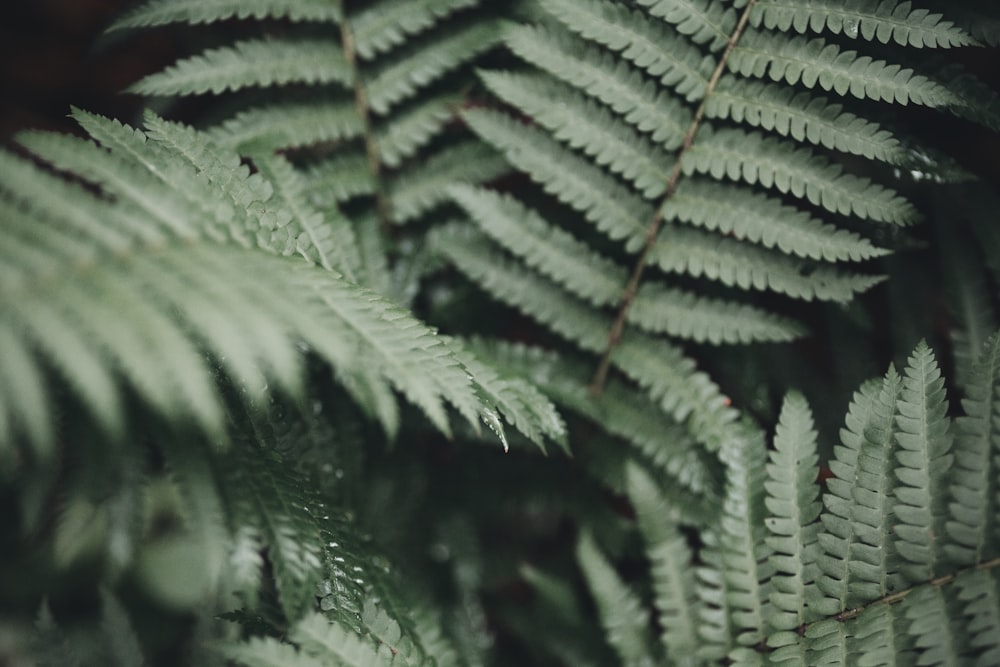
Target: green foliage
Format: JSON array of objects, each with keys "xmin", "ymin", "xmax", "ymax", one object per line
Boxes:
[
  {"xmin": 2, "ymin": 1, "xmax": 999, "ymax": 666},
  {"xmin": 549, "ymin": 337, "xmax": 1000, "ymax": 665}
]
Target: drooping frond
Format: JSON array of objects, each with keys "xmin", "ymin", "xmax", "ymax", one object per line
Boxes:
[
  {"xmin": 576, "ymin": 529, "xmax": 657, "ymax": 667},
  {"xmin": 626, "ymin": 462, "xmax": 699, "ymax": 665},
  {"xmin": 0, "ymin": 110, "xmax": 564, "ymax": 456},
  {"xmin": 108, "ymin": 0, "xmax": 341, "ymax": 30}
]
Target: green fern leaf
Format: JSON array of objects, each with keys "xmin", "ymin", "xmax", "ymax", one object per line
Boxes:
[
  {"xmin": 695, "ymin": 426, "xmax": 772, "ymax": 657},
  {"xmin": 376, "ymin": 95, "xmax": 458, "ymax": 168},
  {"xmin": 479, "ymin": 70, "xmax": 678, "ymax": 196},
  {"xmin": 252, "ymin": 153, "xmax": 361, "ymax": 279},
  {"xmin": 731, "ymin": 31, "xmax": 961, "ymax": 106},
  {"xmin": 893, "ymin": 341, "xmax": 954, "ymax": 582},
  {"xmin": 650, "ymin": 225, "xmax": 885, "ymax": 302},
  {"xmin": 751, "ymin": 0, "xmax": 978, "ymax": 49},
  {"xmin": 476, "ymin": 340, "xmax": 719, "ymax": 507},
  {"xmin": 708, "ymin": 78, "xmax": 910, "ymax": 165},
  {"xmin": 666, "ymin": 179, "xmax": 888, "ymax": 262},
  {"xmin": 684, "ymin": 127, "xmax": 918, "ymax": 224},
  {"xmin": 818, "ymin": 370, "xmax": 904, "ymax": 611},
  {"xmin": 462, "ymin": 108, "xmax": 652, "ymax": 243},
  {"xmin": 764, "ymin": 393, "xmax": 822, "ymax": 643},
  {"xmin": 577, "ymin": 529, "xmax": 657, "ymax": 667},
  {"xmin": 129, "ymin": 39, "xmax": 352, "ymax": 97},
  {"xmin": 304, "ymin": 154, "xmax": 375, "ymax": 206},
  {"xmin": 366, "ymin": 19, "xmax": 503, "ymax": 114},
  {"xmin": 515, "ymin": 8, "xmax": 712, "ymax": 103},
  {"xmin": 352, "ymin": 0, "xmax": 481, "ymax": 59},
  {"xmin": 634, "ymin": 0, "xmax": 737, "ymax": 52},
  {"xmin": 626, "ymin": 462, "xmax": 700, "ymax": 665},
  {"xmin": 388, "ymin": 141, "xmax": 508, "ymax": 224},
  {"xmin": 954, "ymin": 569, "xmax": 1000, "ymax": 665},
  {"xmin": 108, "ymin": 0, "xmax": 341, "ymax": 31},
  {"xmin": 433, "ymin": 224, "xmax": 740, "ymax": 450},
  {"xmin": 946, "ymin": 332, "xmax": 1000, "ymax": 564},
  {"xmin": 210, "ymin": 100, "xmax": 363, "ymax": 153}
]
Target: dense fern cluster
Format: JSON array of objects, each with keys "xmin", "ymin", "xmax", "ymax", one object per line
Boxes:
[{"xmin": 2, "ymin": 1, "xmax": 1000, "ymax": 665}]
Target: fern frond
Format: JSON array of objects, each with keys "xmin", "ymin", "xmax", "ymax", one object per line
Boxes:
[
  {"xmin": 1, "ymin": 112, "xmax": 533, "ymax": 453},
  {"xmin": 446, "ymin": 338, "xmax": 568, "ymax": 453},
  {"xmin": 480, "ymin": 70, "xmax": 678, "ymax": 197},
  {"xmin": 707, "ymin": 78, "xmax": 910, "ymax": 164},
  {"xmin": 129, "ymin": 39, "xmax": 352, "ymax": 97},
  {"xmin": 450, "ymin": 185, "xmax": 802, "ymax": 344},
  {"xmin": 626, "ymin": 462, "xmax": 700, "ymax": 665},
  {"xmin": 954, "ymin": 569, "xmax": 1000, "ymax": 665},
  {"xmin": 731, "ymin": 31, "xmax": 961, "ymax": 107},
  {"xmin": 304, "ymin": 154, "xmax": 375, "ymax": 206},
  {"xmin": 685, "ymin": 127, "xmax": 918, "ymax": 224},
  {"xmin": 818, "ymin": 370, "xmax": 904, "ymax": 611},
  {"xmin": 388, "ymin": 141, "xmax": 508, "ymax": 224},
  {"xmin": 650, "ymin": 226, "xmax": 885, "ymax": 302},
  {"xmin": 946, "ymin": 332, "xmax": 1000, "ymax": 564},
  {"xmin": 751, "ymin": 0, "xmax": 978, "ymax": 49},
  {"xmin": 511, "ymin": 11, "xmax": 712, "ymax": 103},
  {"xmin": 666, "ymin": 179, "xmax": 888, "ymax": 262},
  {"xmin": 577, "ymin": 530, "xmax": 657, "ymax": 667},
  {"xmin": 696, "ymin": 425, "xmax": 772, "ymax": 658},
  {"xmin": 366, "ymin": 19, "xmax": 503, "ymax": 114},
  {"xmin": 462, "ymin": 108, "xmax": 652, "ymax": 243},
  {"xmin": 352, "ymin": 0, "xmax": 481, "ymax": 59},
  {"xmin": 210, "ymin": 100, "xmax": 362, "ymax": 153},
  {"xmin": 376, "ymin": 95, "xmax": 457, "ymax": 167},
  {"xmin": 473, "ymin": 340, "xmax": 719, "ymax": 507},
  {"xmin": 433, "ymin": 224, "xmax": 740, "ymax": 450},
  {"xmin": 764, "ymin": 393, "xmax": 822, "ymax": 644},
  {"xmin": 634, "ymin": 0, "xmax": 737, "ymax": 52},
  {"xmin": 893, "ymin": 341, "xmax": 954, "ymax": 582},
  {"xmin": 108, "ymin": 0, "xmax": 341, "ymax": 31}
]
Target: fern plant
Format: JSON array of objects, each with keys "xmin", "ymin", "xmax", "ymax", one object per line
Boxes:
[
  {"xmin": 527, "ymin": 334, "xmax": 1000, "ymax": 666},
  {"xmin": 2, "ymin": 1, "xmax": 1000, "ymax": 666},
  {"xmin": 439, "ymin": 0, "xmax": 999, "ymax": 454}
]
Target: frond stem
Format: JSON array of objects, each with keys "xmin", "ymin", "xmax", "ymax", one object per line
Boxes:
[
  {"xmin": 339, "ymin": 2, "xmax": 394, "ymax": 231},
  {"xmin": 831, "ymin": 556, "xmax": 1000, "ymax": 623},
  {"xmin": 589, "ymin": 0, "xmax": 759, "ymax": 396}
]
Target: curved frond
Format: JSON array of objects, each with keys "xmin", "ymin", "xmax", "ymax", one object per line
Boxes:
[
  {"xmin": 129, "ymin": 39, "xmax": 352, "ymax": 97},
  {"xmin": 210, "ymin": 100, "xmax": 363, "ymax": 153},
  {"xmin": 108, "ymin": 0, "xmax": 341, "ymax": 31},
  {"xmin": 751, "ymin": 0, "xmax": 977, "ymax": 48},
  {"xmin": 730, "ymin": 32, "xmax": 961, "ymax": 107},
  {"xmin": 946, "ymin": 332, "xmax": 1000, "ymax": 564},
  {"xmin": 666, "ymin": 179, "xmax": 888, "ymax": 262},
  {"xmin": 626, "ymin": 462, "xmax": 700, "ymax": 664},
  {"xmin": 576, "ymin": 530, "xmax": 657, "ymax": 667},
  {"xmin": 685, "ymin": 127, "xmax": 918, "ymax": 224},
  {"xmin": 708, "ymin": 78, "xmax": 910, "ymax": 164}
]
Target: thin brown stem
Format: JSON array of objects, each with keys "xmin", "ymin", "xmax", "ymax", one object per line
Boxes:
[
  {"xmin": 831, "ymin": 556, "xmax": 1000, "ymax": 624},
  {"xmin": 338, "ymin": 2, "xmax": 394, "ymax": 231},
  {"xmin": 589, "ymin": 1, "xmax": 758, "ymax": 396}
]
